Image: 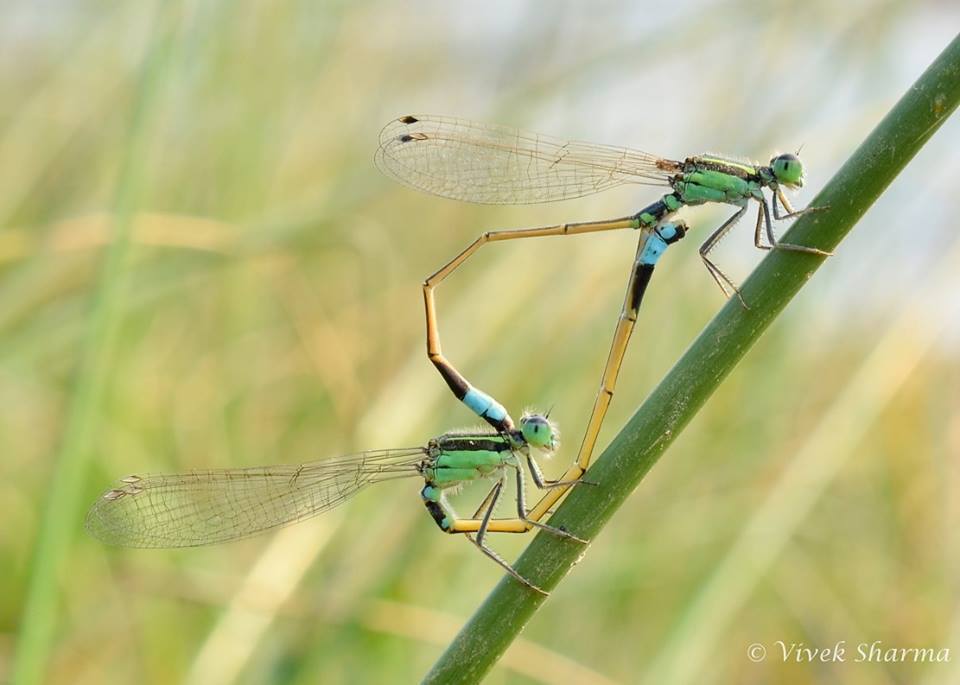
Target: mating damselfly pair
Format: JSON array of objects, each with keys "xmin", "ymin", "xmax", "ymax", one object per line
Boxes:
[{"xmin": 87, "ymin": 114, "xmax": 830, "ymax": 593}]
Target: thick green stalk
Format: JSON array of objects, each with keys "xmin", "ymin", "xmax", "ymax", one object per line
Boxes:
[
  {"xmin": 12, "ymin": 9, "xmax": 178, "ymax": 685},
  {"xmin": 424, "ymin": 32, "xmax": 960, "ymax": 685}
]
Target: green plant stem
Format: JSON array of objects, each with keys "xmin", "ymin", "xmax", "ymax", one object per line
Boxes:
[
  {"xmin": 11, "ymin": 10, "xmax": 178, "ymax": 685},
  {"xmin": 423, "ymin": 31, "xmax": 960, "ymax": 685}
]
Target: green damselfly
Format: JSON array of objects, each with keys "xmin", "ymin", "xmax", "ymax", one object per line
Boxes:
[
  {"xmin": 87, "ymin": 412, "xmax": 580, "ymax": 593},
  {"xmin": 376, "ymin": 115, "xmax": 829, "ymax": 301},
  {"xmin": 375, "ymin": 114, "xmax": 830, "ymax": 520}
]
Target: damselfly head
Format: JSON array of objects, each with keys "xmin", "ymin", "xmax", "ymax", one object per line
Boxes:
[
  {"xmin": 769, "ymin": 152, "xmax": 805, "ymax": 188},
  {"xmin": 519, "ymin": 412, "xmax": 559, "ymax": 453}
]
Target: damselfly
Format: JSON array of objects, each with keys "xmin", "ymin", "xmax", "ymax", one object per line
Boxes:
[
  {"xmin": 376, "ymin": 115, "xmax": 829, "ymax": 301},
  {"xmin": 375, "ymin": 115, "xmax": 830, "ymax": 522},
  {"xmin": 86, "ymin": 412, "xmax": 579, "ymax": 593}
]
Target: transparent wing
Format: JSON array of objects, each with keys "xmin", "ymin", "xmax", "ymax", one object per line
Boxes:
[
  {"xmin": 374, "ymin": 114, "xmax": 675, "ymax": 205},
  {"xmin": 86, "ymin": 448, "xmax": 427, "ymax": 548}
]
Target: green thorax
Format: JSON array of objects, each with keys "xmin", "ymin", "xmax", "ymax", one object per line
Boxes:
[
  {"xmin": 673, "ymin": 154, "xmax": 767, "ymax": 206},
  {"xmin": 421, "ymin": 432, "xmax": 520, "ymax": 488}
]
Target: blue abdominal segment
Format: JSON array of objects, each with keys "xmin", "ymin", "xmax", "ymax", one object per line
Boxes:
[{"xmin": 463, "ymin": 387, "xmax": 509, "ymax": 424}]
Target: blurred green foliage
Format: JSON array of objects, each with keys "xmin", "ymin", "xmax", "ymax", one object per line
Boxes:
[{"xmin": 2, "ymin": 2, "xmax": 959, "ymax": 684}]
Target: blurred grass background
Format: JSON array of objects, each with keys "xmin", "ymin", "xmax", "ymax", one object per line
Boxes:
[{"xmin": 2, "ymin": 2, "xmax": 959, "ymax": 684}]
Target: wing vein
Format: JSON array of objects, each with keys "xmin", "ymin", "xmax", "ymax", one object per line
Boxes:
[
  {"xmin": 85, "ymin": 448, "xmax": 427, "ymax": 547},
  {"xmin": 375, "ymin": 114, "xmax": 671, "ymax": 205}
]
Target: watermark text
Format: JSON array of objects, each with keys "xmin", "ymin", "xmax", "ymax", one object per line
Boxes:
[{"xmin": 746, "ymin": 641, "xmax": 951, "ymax": 664}]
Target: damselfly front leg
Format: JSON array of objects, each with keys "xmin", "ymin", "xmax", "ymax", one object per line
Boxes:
[
  {"xmin": 757, "ymin": 192, "xmax": 833, "ymax": 257},
  {"xmin": 523, "ymin": 450, "xmax": 582, "ymax": 490},
  {"xmin": 770, "ymin": 189, "xmax": 834, "ymax": 256},
  {"xmin": 509, "ymin": 458, "xmax": 587, "ymax": 543},
  {"xmin": 773, "ymin": 185, "xmax": 829, "ymax": 222}
]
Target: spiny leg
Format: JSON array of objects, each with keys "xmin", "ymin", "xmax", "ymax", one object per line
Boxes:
[
  {"xmin": 511, "ymin": 460, "xmax": 587, "ymax": 543},
  {"xmin": 440, "ymin": 455, "xmax": 579, "ymax": 538},
  {"xmin": 699, "ymin": 204, "xmax": 750, "ymax": 307},
  {"xmin": 468, "ymin": 480, "xmax": 501, "ymax": 520},
  {"xmin": 468, "ymin": 476, "xmax": 548, "ymax": 595},
  {"xmin": 424, "ymin": 216, "xmax": 638, "ymax": 431},
  {"xmin": 762, "ymin": 195, "xmax": 832, "ymax": 256},
  {"xmin": 753, "ymin": 203, "xmax": 776, "ymax": 250},
  {"xmin": 461, "ymin": 479, "xmax": 505, "ymax": 565},
  {"xmin": 773, "ymin": 186, "xmax": 830, "ymax": 222},
  {"xmin": 524, "ymin": 452, "xmax": 583, "ymax": 490}
]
